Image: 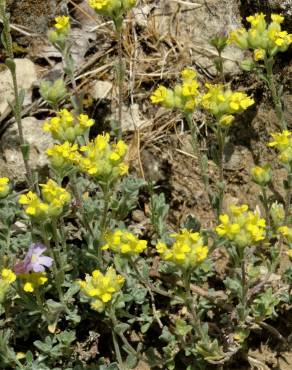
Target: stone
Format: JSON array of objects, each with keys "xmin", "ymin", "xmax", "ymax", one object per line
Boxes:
[
  {"xmin": 92, "ymin": 80, "xmax": 113, "ymax": 100},
  {"xmin": 0, "ymin": 59, "xmax": 38, "ymax": 117},
  {"xmin": 0, "ymin": 117, "xmax": 54, "ymax": 183},
  {"xmin": 152, "ymin": 0, "xmax": 244, "ymax": 76}
]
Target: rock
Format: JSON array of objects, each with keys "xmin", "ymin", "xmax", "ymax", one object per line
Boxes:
[
  {"xmin": 152, "ymin": 0, "xmax": 243, "ymax": 76},
  {"xmin": 92, "ymin": 80, "xmax": 113, "ymax": 100},
  {"xmin": 113, "ymin": 104, "xmax": 150, "ymax": 132},
  {"xmin": 0, "ymin": 59, "xmax": 38, "ymax": 117},
  {"xmin": 0, "ymin": 117, "xmax": 54, "ymax": 183}
]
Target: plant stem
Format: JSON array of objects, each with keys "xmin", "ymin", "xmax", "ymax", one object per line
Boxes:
[
  {"xmin": 264, "ymin": 57, "xmax": 287, "ymax": 130},
  {"xmin": 116, "ymin": 27, "xmax": 124, "ymax": 139},
  {"xmin": 216, "ymin": 125, "xmax": 226, "ymax": 219},
  {"xmin": 239, "ymin": 255, "xmax": 248, "ymax": 324},
  {"xmin": 112, "ymin": 330, "xmax": 125, "ymax": 370},
  {"xmin": 186, "ymin": 115, "xmax": 215, "ymax": 217},
  {"xmin": 0, "ymin": 2, "xmax": 33, "ymax": 188},
  {"xmin": 261, "ymin": 187, "xmax": 270, "ymax": 228},
  {"xmin": 183, "ymin": 270, "xmax": 204, "ymax": 338}
]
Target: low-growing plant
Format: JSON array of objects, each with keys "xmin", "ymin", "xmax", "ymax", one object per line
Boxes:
[{"xmin": 0, "ymin": 2, "xmax": 291, "ymax": 369}]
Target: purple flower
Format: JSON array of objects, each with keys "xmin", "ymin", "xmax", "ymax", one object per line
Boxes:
[{"xmin": 14, "ymin": 243, "xmax": 53, "ymax": 274}]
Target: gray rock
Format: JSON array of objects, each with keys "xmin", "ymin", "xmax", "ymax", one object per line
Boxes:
[{"xmin": 0, "ymin": 117, "xmax": 54, "ymax": 183}]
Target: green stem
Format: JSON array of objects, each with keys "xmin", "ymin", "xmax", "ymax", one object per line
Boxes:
[
  {"xmin": 261, "ymin": 187, "xmax": 270, "ymax": 228},
  {"xmin": 264, "ymin": 57, "xmax": 287, "ymax": 130},
  {"xmin": 239, "ymin": 254, "xmax": 248, "ymax": 324},
  {"xmin": 183, "ymin": 270, "xmax": 204, "ymax": 338},
  {"xmin": 186, "ymin": 114, "xmax": 215, "ymax": 217},
  {"xmin": 112, "ymin": 330, "xmax": 125, "ymax": 370},
  {"xmin": 115, "ymin": 24, "xmax": 124, "ymax": 139},
  {"xmin": 216, "ymin": 125, "xmax": 226, "ymax": 218},
  {"xmin": 0, "ymin": 3, "xmax": 33, "ymax": 188}
]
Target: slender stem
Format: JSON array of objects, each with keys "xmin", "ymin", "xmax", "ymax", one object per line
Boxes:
[
  {"xmin": 261, "ymin": 187, "xmax": 270, "ymax": 228},
  {"xmin": 0, "ymin": 3, "xmax": 33, "ymax": 188},
  {"xmin": 183, "ymin": 270, "xmax": 204, "ymax": 337},
  {"xmin": 264, "ymin": 57, "xmax": 287, "ymax": 130},
  {"xmin": 116, "ymin": 27, "xmax": 123, "ymax": 139},
  {"xmin": 239, "ymin": 256, "xmax": 248, "ymax": 324},
  {"xmin": 186, "ymin": 115, "xmax": 215, "ymax": 217},
  {"xmin": 216, "ymin": 125, "xmax": 226, "ymax": 218},
  {"xmin": 112, "ymin": 330, "xmax": 125, "ymax": 370}
]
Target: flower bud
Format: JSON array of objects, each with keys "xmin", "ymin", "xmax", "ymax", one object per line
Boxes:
[
  {"xmin": 241, "ymin": 59, "xmax": 256, "ymax": 71},
  {"xmin": 0, "ymin": 177, "xmax": 10, "ymax": 198},
  {"xmin": 40, "ymin": 79, "xmax": 67, "ymax": 107},
  {"xmin": 270, "ymin": 202, "xmax": 285, "ymax": 227},
  {"xmin": 251, "ymin": 164, "xmax": 272, "ymax": 186}
]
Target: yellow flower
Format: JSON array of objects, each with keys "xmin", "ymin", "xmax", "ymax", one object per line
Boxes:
[
  {"xmin": 254, "ymin": 48, "xmax": 265, "ymax": 61},
  {"xmin": 287, "ymin": 249, "xmax": 292, "ymax": 259},
  {"xmin": 19, "ymin": 180, "xmax": 70, "ymax": 219},
  {"xmin": 19, "ymin": 191, "xmax": 49, "ymax": 218},
  {"xmin": 46, "ymin": 141, "xmax": 81, "ymax": 170},
  {"xmin": 87, "ymin": 0, "xmax": 136, "ymax": 18},
  {"xmin": 278, "ymin": 226, "xmax": 292, "ymax": 243},
  {"xmin": 43, "ymin": 109, "xmax": 94, "ymax": 142},
  {"xmin": 246, "ymin": 13, "xmax": 266, "ymax": 32},
  {"xmin": 156, "ymin": 229, "xmax": 208, "ymax": 269},
  {"xmin": 0, "ymin": 177, "xmax": 10, "ymax": 198},
  {"xmin": 1, "ymin": 269, "xmax": 16, "ymax": 283},
  {"xmin": 102, "ymin": 230, "xmax": 147, "ymax": 255},
  {"xmin": 78, "ymin": 267, "xmax": 125, "ymax": 312},
  {"xmin": 54, "ymin": 16, "xmax": 70, "ymax": 31},
  {"xmin": 78, "ymin": 134, "xmax": 128, "ymax": 181},
  {"xmin": 228, "ymin": 28, "xmax": 249, "ymax": 49},
  {"xmin": 271, "ymin": 14, "xmax": 284, "ymax": 24},
  {"xmin": 19, "ymin": 272, "xmax": 48, "ymax": 293},
  {"xmin": 219, "ymin": 114, "xmax": 234, "ymax": 126},
  {"xmin": 151, "ymin": 85, "xmax": 170, "ymax": 104},
  {"xmin": 216, "ymin": 205, "xmax": 266, "ymax": 247},
  {"xmin": 268, "ymin": 131, "xmax": 292, "ymax": 163},
  {"xmin": 228, "ymin": 92, "xmax": 254, "ymax": 112},
  {"xmin": 181, "ymin": 68, "xmax": 197, "ymax": 80},
  {"xmin": 251, "ymin": 164, "xmax": 272, "ymax": 186}
]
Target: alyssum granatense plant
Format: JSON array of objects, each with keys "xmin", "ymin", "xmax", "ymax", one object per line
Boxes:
[{"xmin": 0, "ymin": 8, "xmax": 291, "ymax": 370}]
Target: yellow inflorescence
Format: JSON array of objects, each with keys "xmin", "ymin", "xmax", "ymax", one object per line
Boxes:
[
  {"xmin": 0, "ymin": 268, "xmax": 16, "ymax": 303},
  {"xmin": 43, "ymin": 109, "xmax": 94, "ymax": 142},
  {"xmin": 202, "ymin": 84, "xmax": 254, "ymax": 124},
  {"xmin": 0, "ymin": 177, "xmax": 10, "ymax": 198},
  {"xmin": 78, "ymin": 133, "xmax": 128, "ymax": 180},
  {"xmin": 151, "ymin": 69, "xmax": 200, "ymax": 113},
  {"xmin": 156, "ymin": 229, "xmax": 208, "ymax": 269},
  {"xmin": 78, "ymin": 267, "xmax": 125, "ymax": 312},
  {"xmin": 19, "ymin": 179, "xmax": 71, "ymax": 219},
  {"xmin": 251, "ymin": 165, "xmax": 272, "ymax": 186},
  {"xmin": 87, "ymin": 0, "xmax": 136, "ymax": 19},
  {"xmin": 46, "ymin": 141, "xmax": 81, "ymax": 170},
  {"xmin": 229, "ymin": 13, "xmax": 292, "ymax": 59},
  {"xmin": 216, "ymin": 204, "xmax": 266, "ymax": 247},
  {"xmin": 1, "ymin": 269, "xmax": 16, "ymax": 284},
  {"xmin": 19, "ymin": 272, "xmax": 48, "ymax": 293},
  {"xmin": 268, "ymin": 131, "xmax": 292, "ymax": 163},
  {"xmin": 102, "ymin": 230, "xmax": 147, "ymax": 255},
  {"xmin": 54, "ymin": 16, "xmax": 70, "ymax": 32}
]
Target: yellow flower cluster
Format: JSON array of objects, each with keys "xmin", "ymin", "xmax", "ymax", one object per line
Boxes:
[
  {"xmin": 78, "ymin": 133, "xmax": 128, "ymax": 180},
  {"xmin": 278, "ymin": 226, "xmax": 292, "ymax": 243},
  {"xmin": 202, "ymin": 84, "xmax": 254, "ymax": 126},
  {"xmin": 102, "ymin": 230, "xmax": 147, "ymax": 255},
  {"xmin": 46, "ymin": 142, "xmax": 81, "ymax": 171},
  {"xmin": 0, "ymin": 269, "xmax": 16, "ymax": 302},
  {"xmin": 48, "ymin": 16, "xmax": 70, "ymax": 45},
  {"xmin": 19, "ymin": 179, "xmax": 71, "ymax": 219},
  {"xmin": 19, "ymin": 272, "xmax": 48, "ymax": 293},
  {"xmin": 216, "ymin": 204, "xmax": 266, "ymax": 247},
  {"xmin": 151, "ymin": 69, "xmax": 200, "ymax": 113},
  {"xmin": 54, "ymin": 16, "xmax": 70, "ymax": 32},
  {"xmin": 229, "ymin": 13, "xmax": 292, "ymax": 59},
  {"xmin": 43, "ymin": 109, "xmax": 94, "ymax": 142},
  {"xmin": 0, "ymin": 177, "xmax": 10, "ymax": 198},
  {"xmin": 156, "ymin": 229, "xmax": 208, "ymax": 269},
  {"xmin": 78, "ymin": 267, "xmax": 125, "ymax": 312},
  {"xmin": 87, "ymin": 0, "xmax": 136, "ymax": 19},
  {"xmin": 268, "ymin": 131, "xmax": 292, "ymax": 163},
  {"xmin": 251, "ymin": 164, "xmax": 272, "ymax": 186}
]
